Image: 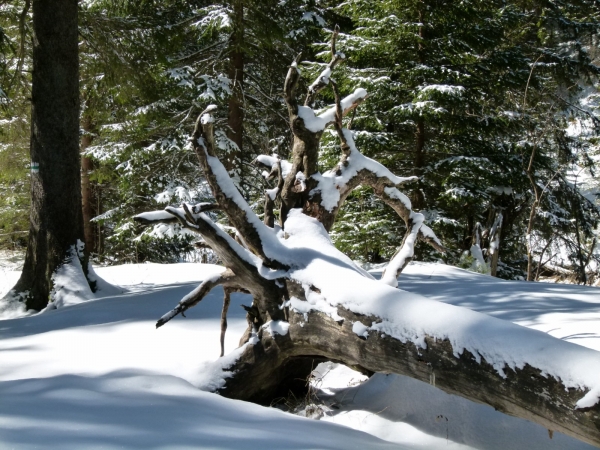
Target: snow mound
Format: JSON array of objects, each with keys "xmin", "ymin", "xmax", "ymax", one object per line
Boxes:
[{"xmin": 280, "ymin": 212, "xmax": 600, "ymax": 408}]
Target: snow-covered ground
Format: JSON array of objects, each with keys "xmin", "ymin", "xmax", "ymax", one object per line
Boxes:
[{"xmin": 0, "ymin": 261, "xmax": 599, "ymax": 449}]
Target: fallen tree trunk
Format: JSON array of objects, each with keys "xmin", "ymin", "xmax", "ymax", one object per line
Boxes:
[
  {"xmin": 136, "ymin": 28, "xmax": 600, "ymax": 448},
  {"xmin": 219, "ymin": 303, "xmax": 600, "ymax": 448}
]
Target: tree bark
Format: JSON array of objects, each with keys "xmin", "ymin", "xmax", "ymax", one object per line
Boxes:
[
  {"xmin": 225, "ymin": 0, "xmax": 244, "ymax": 172},
  {"xmin": 11, "ymin": 0, "xmax": 83, "ymax": 311},
  {"xmin": 412, "ymin": 117, "xmax": 426, "ymax": 210},
  {"xmin": 81, "ymin": 115, "xmax": 97, "ymax": 254},
  {"xmin": 219, "ymin": 304, "xmax": 600, "ymax": 448}
]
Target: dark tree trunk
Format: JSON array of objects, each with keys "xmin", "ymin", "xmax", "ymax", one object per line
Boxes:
[
  {"xmin": 411, "ymin": 8, "xmax": 427, "ymax": 211},
  {"xmin": 225, "ymin": 0, "xmax": 244, "ymax": 171},
  {"xmin": 412, "ymin": 117, "xmax": 426, "ymax": 210},
  {"xmin": 12, "ymin": 0, "xmax": 83, "ymax": 311},
  {"xmin": 81, "ymin": 115, "xmax": 97, "ymax": 254}
]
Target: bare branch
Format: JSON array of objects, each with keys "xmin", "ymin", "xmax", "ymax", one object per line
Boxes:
[
  {"xmin": 330, "ymin": 80, "xmax": 350, "ymax": 156},
  {"xmin": 276, "ymin": 160, "xmax": 284, "ymax": 192},
  {"xmin": 192, "ymin": 105, "xmax": 218, "ymax": 156},
  {"xmin": 147, "ymin": 202, "xmax": 289, "ymax": 334},
  {"xmin": 284, "ymin": 53, "xmax": 302, "ymax": 116},
  {"xmin": 331, "ymin": 24, "xmax": 339, "ymax": 58},
  {"xmin": 182, "ymin": 202, "xmax": 197, "ymax": 225},
  {"xmin": 305, "ymin": 25, "xmax": 345, "ymax": 107},
  {"xmin": 134, "ymin": 203, "xmax": 220, "ymax": 226},
  {"xmin": 165, "ymin": 205, "xmax": 198, "ymax": 231},
  {"xmin": 220, "ymin": 287, "xmax": 232, "ymax": 357},
  {"xmin": 307, "ymin": 125, "xmax": 418, "ymax": 231},
  {"xmin": 146, "ymin": 203, "xmax": 276, "ymax": 300},
  {"xmin": 134, "ymin": 211, "xmax": 179, "ymax": 225},
  {"xmin": 156, "ymin": 269, "xmax": 239, "ymax": 328},
  {"xmin": 191, "ymin": 107, "xmax": 287, "ymax": 269},
  {"xmin": 263, "ymin": 196, "xmax": 275, "ymax": 227},
  {"xmin": 418, "ymin": 225, "xmax": 446, "ymax": 253},
  {"xmin": 347, "ymin": 107, "xmax": 357, "ymax": 130},
  {"xmin": 305, "ymin": 128, "xmax": 443, "ymax": 278}
]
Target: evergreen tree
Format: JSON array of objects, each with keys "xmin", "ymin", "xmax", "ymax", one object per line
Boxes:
[
  {"xmin": 10, "ymin": 0, "xmax": 85, "ymax": 310},
  {"xmin": 0, "ymin": 1, "xmax": 31, "ymax": 250},
  {"xmin": 78, "ymin": 0, "xmax": 327, "ymax": 262},
  {"xmin": 329, "ymin": 0, "xmax": 600, "ymax": 278}
]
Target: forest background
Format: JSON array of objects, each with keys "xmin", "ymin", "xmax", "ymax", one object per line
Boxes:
[{"xmin": 0, "ymin": 0, "xmax": 599, "ymax": 283}]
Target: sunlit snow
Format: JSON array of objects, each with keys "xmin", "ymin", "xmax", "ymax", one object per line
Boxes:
[{"xmin": 0, "ymin": 260, "xmax": 599, "ymax": 449}]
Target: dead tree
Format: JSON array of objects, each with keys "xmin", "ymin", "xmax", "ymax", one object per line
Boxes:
[
  {"xmin": 470, "ymin": 212, "xmax": 503, "ymax": 276},
  {"xmin": 136, "ymin": 29, "xmax": 600, "ymax": 447}
]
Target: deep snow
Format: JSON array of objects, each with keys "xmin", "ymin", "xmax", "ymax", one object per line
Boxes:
[{"xmin": 0, "ymin": 262, "xmax": 599, "ymax": 449}]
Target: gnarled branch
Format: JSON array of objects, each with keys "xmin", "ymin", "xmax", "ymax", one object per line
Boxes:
[
  {"xmin": 156, "ymin": 268, "xmax": 239, "ymax": 328},
  {"xmin": 304, "ymin": 25, "xmax": 345, "ymax": 107},
  {"xmin": 191, "ymin": 107, "xmax": 288, "ymax": 269},
  {"xmin": 134, "ymin": 202, "xmax": 220, "ymax": 225},
  {"xmin": 283, "ymin": 53, "xmax": 302, "ymax": 116},
  {"xmin": 150, "ymin": 204, "xmax": 289, "ymax": 333},
  {"xmin": 306, "ymin": 87, "xmax": 443, "ymax": 281}
]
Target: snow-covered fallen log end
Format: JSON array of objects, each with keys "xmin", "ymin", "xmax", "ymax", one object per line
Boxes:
[{"xmin": 213, "ymin": 210, "xmax": 600, "ymax": 448}]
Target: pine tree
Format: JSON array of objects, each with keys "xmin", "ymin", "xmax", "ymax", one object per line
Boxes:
[
  {"xmin": 0, "ymin": 1, "xmax": 31, "ymax": 250},
  {"xmin": 78, "ymin": 0, "xmax": 327, "ymax": 263},
  {"xmin": 330, "ymin": 0, "xmax": 600, "ymax": 278},
  {"xmin": 10, "ymin": 0, "xmax": 86, "ymax": 310}
]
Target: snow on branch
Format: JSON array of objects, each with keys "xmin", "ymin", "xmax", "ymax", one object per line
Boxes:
[
  {"xmin": 331, "ymin": 87, "xmax": 368, "ymax": 117},
  {"xmin": 134, "ymin": 202, "xmax": 220, "ymax": 225},
  {"xmin": 156, "ymin": 269, "xmax": 239, "ymax": 329},
  {"xmin": 380, "ymin": 212, "xmax": 425, "ymax": 287},
  {"xmin": 254, "ymin": 154, "xmax": 292, "ymax": 181},
  {"xmin": 191, "ymin": 106, "xmax": 289, "ymax": 268},
  {"xmin": 310, "ymin": 128, "xmax": 417, "ymax": 216},
  {"xmin": 297, "ymin": 88, "xmax": 368, "ymax": 133},
  {"xmin": 182, "ymin": 206, "xmax": 287, "ymax": 281},
  {"xmin": 308, "ymin": 94, "xmax": 444, "ymax": 280},
  {"xmin": 305, "ymin": 25, "xmax": 346, "ymax": 107},
  {"xmin": 136, "ymin": 197, "xmax": 286, "ymax": 289}
]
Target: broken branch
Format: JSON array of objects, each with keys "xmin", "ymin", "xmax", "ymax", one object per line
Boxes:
[
  {"xmin": 284, "ymin": 53, "xmax": 302, "ymax": 116},
  {"xmin": 191, "ymin": 107, "xmax": 287, "ymax": 269},
  {"xmin": 305, "ymin": 25, "xmax": 345, "ymax": 107},
  {"xmin": 156, "ymin": 269, "xmax": 238, "ymax": 328}
]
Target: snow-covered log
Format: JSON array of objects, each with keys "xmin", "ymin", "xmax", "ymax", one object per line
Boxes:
[
  {"xmin": 136, "ymin": 29, "xmax": 600, "ymax": 447},
  {"xmin": 219, "ymin": 284, "xmax": 600, "ymax": 448}
]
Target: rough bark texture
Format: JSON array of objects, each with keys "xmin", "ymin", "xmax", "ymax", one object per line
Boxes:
[
  {"xmin": 13, "ymin": 0, "xmax": 83, "ymax": 311},
  {"xmin": 81, "ymin": 115, "xmax": 97, "ymax": 254},
  {"xmin": 412, "ymin": 118, "xmax": 426, "ymax": 210},
  {"xmin": 220, "ymin": 305, "xmax": 600, "ymax": 448},
  {"xmin": 225, "ymin": 0, "xmax": 244, "ymax": 171},
  {"xmin": 280, "ymin": 54, "xmax": 321, "ymax": 226}
]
